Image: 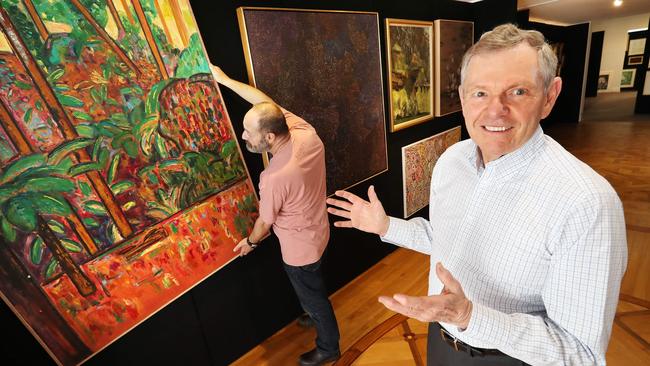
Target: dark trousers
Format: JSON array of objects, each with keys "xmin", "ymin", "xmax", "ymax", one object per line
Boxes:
[
  {"xmin": 284, "ymin": 258, "xmax": 340, "ymax": 355},
  {"xmin": 428, "ymin": 323, "xmax": 528, "ymax": 366}
]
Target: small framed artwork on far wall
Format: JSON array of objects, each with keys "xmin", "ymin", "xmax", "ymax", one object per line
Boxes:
[
  {"xmin": 621, "ymin": 69, "xmax": 636, "ymax": 88},
  {"xmin": 598, "ymin": 74, "xmax": 609, "ymax": 90},
  {"xmin": 628, "ymin": 55, "xmax": 643, "ymax": 65}
]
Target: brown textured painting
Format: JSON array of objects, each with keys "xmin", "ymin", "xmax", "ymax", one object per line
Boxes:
[
  {"xmin": 402, "ymin": 126, "xmax": 461, "ymax": 217},
  {"xmin": 237, "ymin": 7, "xmax": 388, "ymax": 194},
  {"xmin": 0, "ymin": 1, "xmax": 257, "ymax": 365},
  {"xmin": 435, "ymin": 20, "xmax": 473, "ymax": 116}
]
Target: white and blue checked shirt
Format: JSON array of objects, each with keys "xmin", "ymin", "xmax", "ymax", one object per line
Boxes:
[{"xmin": 382, "ymin": 126, "xmax": 627, "ymax": 365}]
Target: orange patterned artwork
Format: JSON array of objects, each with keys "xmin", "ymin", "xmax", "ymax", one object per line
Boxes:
[
  {"xmin": 401, "ymin": 126, "xmax": 461, "ymax": 217},
  {"xmin": 0, "ymin": 1, "xmax": 257, "ymax": 365}
]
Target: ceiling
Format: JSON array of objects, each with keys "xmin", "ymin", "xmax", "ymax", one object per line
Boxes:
[{"xmin": 518, "ymin": 0, "xmax": 650, "ymax": 25}]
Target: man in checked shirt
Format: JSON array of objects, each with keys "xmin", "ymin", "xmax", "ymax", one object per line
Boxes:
[{"xmin": 327, "ymin": 24, "xmax": 627, "ymax": 365}]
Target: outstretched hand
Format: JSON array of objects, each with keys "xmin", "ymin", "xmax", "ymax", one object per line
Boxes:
[
  {"xmin": 326, "ymin": 185, "xmax": 390, "ymax": 236},
  {"xmin": 378, "ymin": 262, "xmax": 473, "ymax": 329},
  {"xmin": 209, "ymin": 64, "xmax": 230, "ymax": 85}
]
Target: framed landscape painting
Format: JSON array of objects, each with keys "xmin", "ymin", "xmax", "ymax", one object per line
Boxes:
[
  {"xmin": 621, "ymin": 69, "xmax": 636, "ymax": 88},
  {"xmin": 402, "ymin": 126, "xmax": 461, "ymax": 217},
  {"xmin": 434, "ymin": 19, "xmax": 473, "ymax": 116},
  {"xmin": 385, "ymin": 18, "xmax": 433, "ymax": 132},
  {"xmin": 238, "ymin": 7, "xmax": 388, "ymax": 195},
  {"xmin": 0, "ymin": 1, "xmax": 257, "ymax": 364}
]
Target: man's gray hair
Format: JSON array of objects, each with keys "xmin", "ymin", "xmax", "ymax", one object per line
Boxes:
[{"xmin": 460, "ymin": 24, "xmax": 558, "ymax": 91}]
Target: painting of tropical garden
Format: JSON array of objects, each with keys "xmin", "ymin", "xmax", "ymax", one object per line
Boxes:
[{"xmin": 0, "ymin": 1, "xmax": 257, "ymax": 364}]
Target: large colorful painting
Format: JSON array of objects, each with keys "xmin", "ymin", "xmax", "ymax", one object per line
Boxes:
[
  {"xmin": 385, "ymin": 18, "xmax": 433, "ymax": 132},
  {"xmin": 434, "ymin": 20, "xmax": 473, "ymax": 116},
  {"xmin": 237, "ymin": 7, "xmax": 388, "ymax": 195},
  {"xmin": 0, "ymin": 1, "xmax": 257, "ymax": 365},
  {"xmin": 402, "ymin": 126, "xmax": 461, "ymax": 218}
]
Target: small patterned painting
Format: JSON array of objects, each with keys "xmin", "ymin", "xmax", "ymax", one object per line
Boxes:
[{"xmin": 402, "ymin": 126, "xmax": 461, "ymax": 217}]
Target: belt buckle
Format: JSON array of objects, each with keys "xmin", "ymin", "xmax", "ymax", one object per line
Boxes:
[{"xmin": 439, "ymin": 327, "xmax": 460, "ymax": 351}]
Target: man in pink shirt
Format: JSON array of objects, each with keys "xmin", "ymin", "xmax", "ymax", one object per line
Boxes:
[{"xmin": 210, "ymin": 65, "xmax": 340, "ymax": 366}]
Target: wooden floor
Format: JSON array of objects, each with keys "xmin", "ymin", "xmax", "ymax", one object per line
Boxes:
[{"xmin": 232, "ymin": 119, "xmax": 650, "ymax": 365}]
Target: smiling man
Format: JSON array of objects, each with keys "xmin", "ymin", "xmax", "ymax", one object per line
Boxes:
[{"xmin": 326, "ymin": 24, "xmax": 627, "ymax": 365}]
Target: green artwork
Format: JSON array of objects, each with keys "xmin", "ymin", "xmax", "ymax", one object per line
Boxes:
[{"xmin": 0, "ymin": 1, "xmax": 257, "ymax": 365}]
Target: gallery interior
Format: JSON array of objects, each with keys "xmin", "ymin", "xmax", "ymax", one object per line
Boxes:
[{"xmin": 0, "ymin": 0, "xmax": 649, "ymax": 365}]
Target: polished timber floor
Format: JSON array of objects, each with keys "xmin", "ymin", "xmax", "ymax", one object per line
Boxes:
[{"xmin": 233, "ymin": 98, "xmax": 650, "ymax": 365}]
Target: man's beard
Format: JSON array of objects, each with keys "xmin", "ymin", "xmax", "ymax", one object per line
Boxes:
[{"xmin": 246, "ymin": 140, "xmax": 270, "ymax": 153}]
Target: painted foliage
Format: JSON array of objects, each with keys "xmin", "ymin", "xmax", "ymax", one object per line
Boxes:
[
  {"xmin": 386, "ymin": 19, "xmax": 433, "ymax": 132},
  {"xmin": 402, "ymin": 126, "xmax": 461, "ymax": 218},
  {"xmin": 435, "ymin": 20, "xmax": 473, "ymax": 116},
  {"xmin": 238, "ymin": 7, "xmax": 388, "ymax": 195},
  {"xmin": 0, "ymin": 1, "xmax": 257, "ymax": 365}
]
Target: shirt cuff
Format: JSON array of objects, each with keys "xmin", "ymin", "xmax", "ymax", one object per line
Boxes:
[
  {"xmin": 380, "ymin": 217, "xmax": 407, "ymax": 244},
  {"xmin": 460, "ymin": 301, "xmax": 511, "ymax": 350}
]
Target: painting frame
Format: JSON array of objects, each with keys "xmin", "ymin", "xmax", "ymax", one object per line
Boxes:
[
  {"xmin": 628, "ymin": 38, "xmax": 646, "ymax": 56},
  {"xmin": 401, "ymin": 126, "xmax": 461, "ymax": 218},
  {"xmin": 597, "ymin": 73, "xmax": 610, "ymax": 90},
  {"xmin": 627, "ymin": 55, "xmax": 643, "ymax": 66},
  {"xmin": 385, "ymin": 18, "xmax": 434, "ymax": 132},
  {"xmin": 621, "ymin": 68, "xmax": 636, "ymax": 88},
  {"xmin": 237, "ymin": 7, "xmax": 389, "ymax": 195},
  {"xmin": 434, "ymin": 19, "xmax": 474, "ymax": 117},
  {"xmin": 0, "ymin": 1, "xmax": 259, "ymax": 365}
]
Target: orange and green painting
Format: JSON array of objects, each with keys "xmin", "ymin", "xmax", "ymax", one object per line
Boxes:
[{"xmin": 0, "ymin": 1, "xmax": 257, "ymax": 365}]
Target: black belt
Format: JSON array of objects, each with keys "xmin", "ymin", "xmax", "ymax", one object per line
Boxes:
[{"xmin": 436, "ymin": 323, "xmax": 505, "ymax": 357}]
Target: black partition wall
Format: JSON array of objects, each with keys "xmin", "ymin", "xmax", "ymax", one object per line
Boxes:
[
  {"xmin": 1, "ymin": 1, "xmax": 518, "ymax": 365},
  {"xmin": 634, "ymin": 16, "xmax": 650, "ymax": 114},
  {"xmin": 518, "ymin": 14, "xmax": 590, "ymax": 124}
]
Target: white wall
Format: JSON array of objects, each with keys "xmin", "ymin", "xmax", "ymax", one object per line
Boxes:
[{"xmin": 592, "ymin": 13, "xmax": 650, "ymax": 92}]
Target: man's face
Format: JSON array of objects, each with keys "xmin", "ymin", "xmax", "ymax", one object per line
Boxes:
[
  {"xmin": 459, "ymin": 43, "xmax": 561, "ymax": 164},
  {"xmin": 242, "ymin": 111, "xmax": 270, "ymax": 154}
]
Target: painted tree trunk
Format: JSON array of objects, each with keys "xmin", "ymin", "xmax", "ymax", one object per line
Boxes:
[
  {"xmin": 132, "ymin": 0, "xmax": 169, "ymax": 79},
  {"xmin": 68, "ymin": 0, "xmax": 140, "ymax": 76},
  {"xmin": 0, "ymin": 236, "xmax": 90, "ymax": 366},
  {"xmin": 36, "ymin": 215, "xmax": 96, "ymax": 296},
  {"xmin": 0, "ymin": 6, "xmax": 134, "ymax": 240},
  {"xmin": 107, "ymin": 0, "xmax": 126, "ymax": 38}
]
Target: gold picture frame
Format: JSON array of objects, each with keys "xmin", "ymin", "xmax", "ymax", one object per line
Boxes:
[{"xmin": 385, "ymin": 18, "xmax": 434, "ymax": 132}]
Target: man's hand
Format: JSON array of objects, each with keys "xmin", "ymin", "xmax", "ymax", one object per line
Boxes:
[
  {"xmin": 378, "ymin": 262, "xmax": 473, "ymax": 329},
  {"xmin": 209, "ymin": 64, "xmax": 230, "ymax": 85},
  {"xmin": 233, "ymin": 237, "xmax": 254, "ymax": 257},
  {"xmin": 326, "ymin": 185, "xmax": 390, "ymax": 236}
]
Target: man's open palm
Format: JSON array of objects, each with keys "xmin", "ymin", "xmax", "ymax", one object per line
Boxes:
[{"xmin": 326, "ymin": 186, "xmax": 390, "ymax": 236}]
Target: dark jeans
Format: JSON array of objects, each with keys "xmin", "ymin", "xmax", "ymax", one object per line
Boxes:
[
  {"xmin": 284, "ymin": 258, "xmax": 340, "ymax": 355},
  {"xmin": 428, "ymin": 323, "xmax": 528, "ymax": 366}
]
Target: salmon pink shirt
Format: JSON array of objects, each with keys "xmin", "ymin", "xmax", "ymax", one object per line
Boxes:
[{"xmin": 258, "ymin": 109, "xmax": 329, "ymax": 266}]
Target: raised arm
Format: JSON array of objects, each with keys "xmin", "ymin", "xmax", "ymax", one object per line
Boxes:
[{"xmin": 210, "ymin": 64, "xmax": 274, "ymax": 105}]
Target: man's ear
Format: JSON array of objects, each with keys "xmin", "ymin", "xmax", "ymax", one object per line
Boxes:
[
  {"xmin": 265, "ymin": 132, "xmax": 276, "ymax": 144},
  {"xmin": 541, "ymin": 77, "xmax": 562, "ymax": 119},
  {"xmin": 458, "ymin": 85, "xmax": 465, "ymax": 107}
]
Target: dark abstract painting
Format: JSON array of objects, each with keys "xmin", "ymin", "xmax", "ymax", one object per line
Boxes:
[
  {"xmin": 435, "ymin": 19, "xmax": 473, "ymax": 116},
  {"xmin": 238, "ymin": 7, "xmax": 388, "ymax": 194}
]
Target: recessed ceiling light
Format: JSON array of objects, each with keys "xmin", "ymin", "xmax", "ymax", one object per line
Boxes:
[{"xmin": 614, "ymin": 0, "xmax": 623, "ymax": 7}]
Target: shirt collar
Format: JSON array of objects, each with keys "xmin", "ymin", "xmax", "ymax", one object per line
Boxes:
[{"xmin": 467, "ymin": 126, "xmax": 545, "ymax": 181}]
